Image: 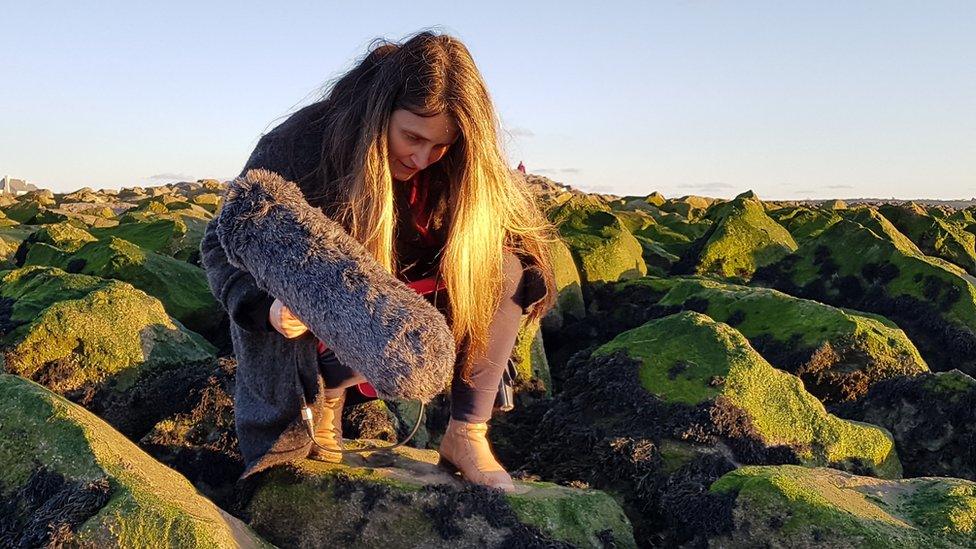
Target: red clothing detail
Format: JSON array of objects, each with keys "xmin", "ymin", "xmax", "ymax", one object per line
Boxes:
[{"xmin": 406, "ymin": 171, "xmax": 437, "ymax": 246}]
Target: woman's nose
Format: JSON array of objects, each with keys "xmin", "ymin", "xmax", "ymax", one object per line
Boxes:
[{"xmin": 411, "ymin": 149, "xmax": 432, "ymax": 170}]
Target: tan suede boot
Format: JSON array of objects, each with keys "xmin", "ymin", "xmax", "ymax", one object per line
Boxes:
[
  {"xmin": 307, "ymin": 393, "xmax": 344, "ymax": 463},
  {"xmin": 437, "ymin": 418, "xmax": 515, "ymax": 492}
]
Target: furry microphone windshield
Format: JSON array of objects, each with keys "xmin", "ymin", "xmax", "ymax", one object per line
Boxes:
[{"xmin": 215, "ymin": 168, "xmax": 455, "ymax": 403}]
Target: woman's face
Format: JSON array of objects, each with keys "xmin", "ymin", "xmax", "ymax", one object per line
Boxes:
[{"xmin": 388, "ymin": 109, "xmax": 460, "ymax": 182}]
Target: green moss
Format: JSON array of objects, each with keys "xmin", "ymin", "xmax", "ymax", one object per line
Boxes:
[
  {"xmin": 550, "ymin": 195, "xmax": 647, "ymax": 284},
  {"xmin": 0, "ymin": 375, "xmax": 268, "ymax": 547},
  {"xmin": 24, "ymin": 221, "xmax": 97, "ymax": 252},
  {"xmin": 246, "ymin": 448, "xmax": 635, "ymax": 548},
  {"xmin": 710, "ymin": 465, "xmax": 976, "ymax": 548},
  {"xmin": 548, "ymin": 237, "xmax": 585, "ymax": 321},
  {"xmin": 594, "ymin": 312, "xmax": 901, "ymax": 478},
  {"xmin": 637, "ymin": 275, "xmax": 928, "ymax": 398},
  {"xmin": 89, "ymin": 218, "xmax": 188, "ymax": 255},
  {"xmin": 792, "ymin": 219, "xmax": 976, "ymax": 331},
  {"xmin": 902, "ymin": 480, "xmax": 976, "ymax": 538},
  {"xmin": 24, "ymin": 236, "xmax": 219, "ymax": 336},
  {"xmin": 771, "ymin": 207, "xmax": 843, "ymax": 242},
  {"xmin": 880, "ymin": 204, "xmax": 976, "ymax": 276},
  {"xmin": 506, "ymin": 482, "xmax": 635, "ymax": 548},
  {"xmin": 1, "ymin": 266, "xmax": 215, "ymax": 393},
  {"xmin": 2, "ymin": 200, "xmax": 42, "ymax": 223},
  {"xmin": 695, "ymin": 193, "xmax": 798, "ymax": 281},
  {"xmin": 511, "ymin": 316, "xmax": 552, "ymax": 393}
]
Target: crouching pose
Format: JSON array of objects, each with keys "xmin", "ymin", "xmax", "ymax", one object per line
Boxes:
[{"xmin": 200, "ymin": 30, "xmax": 556, "ymax": 492}]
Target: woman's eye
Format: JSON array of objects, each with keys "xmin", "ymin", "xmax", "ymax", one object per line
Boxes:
[{"xmin": 406, "ymin": 133, "xmax": 419, "ymax": 142}]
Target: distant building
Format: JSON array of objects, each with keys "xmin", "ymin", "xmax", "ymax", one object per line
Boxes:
[{"xmin": 1, "ymin": 176, "xmax": 36, "ymax": 196}]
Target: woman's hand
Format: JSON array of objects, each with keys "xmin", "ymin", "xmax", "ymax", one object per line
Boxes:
[{"xmin": 269, "ymin": 297, "xmax": 310, "ymax": 338}]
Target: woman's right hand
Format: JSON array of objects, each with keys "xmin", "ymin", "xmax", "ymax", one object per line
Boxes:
[{"xmin": 269, "ymin": 297, "xmax": 310, "ymax": 338}]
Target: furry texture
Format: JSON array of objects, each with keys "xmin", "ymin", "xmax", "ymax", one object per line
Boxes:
[{"xmin": 215, "ymin": 168, "xmax": 456, "ymax": 402}]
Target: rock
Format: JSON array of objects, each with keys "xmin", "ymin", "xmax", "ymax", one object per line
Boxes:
[
  {"xmin": 1, "ymin": 199, "xmax": 43, "ymax": 224},
  {"xmin": 12, "ymin": 221, "xmax": 97, "ymax": 266},
  {"xmin": 510, "ymin": 316, "xmax": 552, "ymax": 395},
  {"xmin": 192, "ymin": 192, "xmax": 222, "ymax": 213},
  {"xmin": 673, "ymin": 192, "xmax": 798, "ymax": 281},
  {"xmin": 240, "ymin": 445, "xmax": 635, "ymax": 548},
  {"xmin": 140, "ymin": 356, "xmax": 243, "ymax": 508},
  {"xmin": 611, "ymin": 210, "xmax": 682, "ymax": 276},
  {"xmin": 549, "ymin": 194, "xmax": 646, "ymax": 285},
  {"xmin": 709, "ymin": 465, "xmax": 976, "ymax": 548},
  {"xmin": 833, "ymin": 370, "xmax": 976, "ymax": 481},
  {"xmin": 646, "ymin": 276, "xmax": 928, "ymax": 403},
  {"xmin": 660, "ymin": 195, "xmax": 712, "ymax": 219},
  {"xmin": 879, "ymin": 203, "xmax": 976, "ymax": 276},
  {"xmin": 754, "ymin": 217, "xmax": 976, "ymax": 376},
  {"xmin": 541, "ymin": 237, "xmax": 585, "ymax": 332},
  {"xmin": 768, "ymin": 206, "xmax": 842, "ymax": 243},
  {"xmin": 594, "ymin": 312, "xmax": 901, "ymax": 478},
  {"xmin": 0, "ymin": 266, "xmax": 216, "ymax": 438},
  {"xmin": 23, "ymin": 236, "xmax": 221, "ymax": 339},
  {"xmin": 89, "ymin": 217, "xmax": 188, "ymax": 256},
  {"xmin": 0, "ymin": 374, "xmax": 269, "ymax": 547}
]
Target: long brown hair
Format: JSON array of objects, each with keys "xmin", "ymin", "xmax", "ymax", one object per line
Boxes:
[{"xmin": 290, "ymin": 30, "xmax": 557, "ymax": 383}]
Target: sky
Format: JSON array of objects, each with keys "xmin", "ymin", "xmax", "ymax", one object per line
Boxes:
[{"xmin": 2, "ymin": 1, "xmax": 973, "ymax": 200}]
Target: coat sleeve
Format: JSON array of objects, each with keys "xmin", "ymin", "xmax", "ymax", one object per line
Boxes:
[
  {"xmin": 200, "ymin": 210, "xmax": 277, "ymax": 333},
  {"xmin": 515, "ymin": 251, "xmax": 548, "ymax": 315}
]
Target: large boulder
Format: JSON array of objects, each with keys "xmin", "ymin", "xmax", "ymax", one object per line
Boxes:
[
  {"xmin": 240, "ymin": 447, "xmax": 635, "ymax": 548},
  {"xmin": 879, "ymin": 203, "xmax": 976, "ymax": 276},
  {"xmin": 673, "ymin": 191, "xmax": 798, "ymax": 281},
  {"xmin": 12, "ymin": 221, "xmax": 97, "ymax": 266},
  {"xmin": 595, "ymin": 312, "xmax": 901, "ymax": 477},
  {"xmin": 23, "ymin": 236, "xmax": 221, "ymax": 339},
  {"xmin": 754, "ymin": 217, "xmax": 976, "ymax": 376},
  {"xmin": 0, "ymin": 374, "xmax": 268, "ymax": 547},
  {"xmin": 513, "ymin": 311, "xmax": 898, "ymax": 545},
  {"xmin": 0, "ymin": 266, "xmax": 216, "ymax": 438},
  {"xmin": 645, "ymin": 276, "xmax": 928, "ymax": 403},
  {"xmin": 767, "ymin": 206, "xmax": 842, "ymax": 243},
  {"xmin": 548, "ymin": 194, "xmax": 647, "ymax": 285},
  {"xmin": 833, "ymin": 370, "xmax": 976, "ymax": 481},
  {"xmin": 541, "ymin": 237, "xmax": 585, "ymax": 332},
  {"xmin": 709, "ymin": 465, "xmax": 976, "ymax": 548}
]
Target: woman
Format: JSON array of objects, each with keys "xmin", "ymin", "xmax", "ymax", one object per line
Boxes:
[{"xmin": 202, "ymin": 30, "xmax": 557, "ymax": 492}]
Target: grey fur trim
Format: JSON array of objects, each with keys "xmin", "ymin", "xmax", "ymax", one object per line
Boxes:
[{"xmin": 215, "ymin": 168, "xmax": 455, "ymax": 402}]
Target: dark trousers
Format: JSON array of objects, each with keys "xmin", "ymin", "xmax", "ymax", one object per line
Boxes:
[{"xmin": 320, "ymin": 252, "xmax": 525, "ymax": 424}]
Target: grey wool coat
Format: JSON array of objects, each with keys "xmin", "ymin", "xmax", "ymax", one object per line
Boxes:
[{"xmin": 200, "ymin": 109, "xmax": 549, "ymax": 479}]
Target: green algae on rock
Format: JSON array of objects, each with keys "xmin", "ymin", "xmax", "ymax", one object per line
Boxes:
[
  {"xmin": 879, "ymin": 202, "xmax": 976, "ymax": 277},
  {"xmin": 675, "ymin": 191, "xmax": 798, "ymax": 282},
  {"xmin": 709, "ymin": 465, "xmax": 976, "ymax": 548},
  {"xmin": 548, "ymin": 194, "xmax": 647, "ymax": 284},
  {"xmin": 242, "ymin": 444, "xmax": 634, "ymax": 548},
  {"xmin": 0, "ymin": 266, "xmax": 215, "ymax": 424},
  {"xmin": 594, "ymin": 312, "xmax": 901, "ymax": 478},
  {"xmin": 767, "ymin": 206, "xmax": 843, "ymax": 243},
  {"xmin": 510, "ymin": 315, "xmax": 553, "ymax": 395},
  {"xmin": 0, "ymin": 374, "xmax": 269, "ymax": 548},
  {"xmin": 23, "ymin": 236, "xmax": 220, "ymax": 338},
  {"xmin": 754, "ymin": 216, "xmax": 976, "ymax": 376},
  {"xmin": 636, "ymin": 275, "xmax": 928, "ymax": 403},
  {"xmin": 13, "ymin": 221, "xmax": 97, "ymax": 263},
  {"xmin": 541, "ymin": 236, "xmax": 585, "ymax": 331}
]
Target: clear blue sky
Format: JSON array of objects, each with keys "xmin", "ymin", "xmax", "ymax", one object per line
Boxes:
[{"xmin": 2, "ymin": 1, "xmax": 973, "ymax": 200}]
